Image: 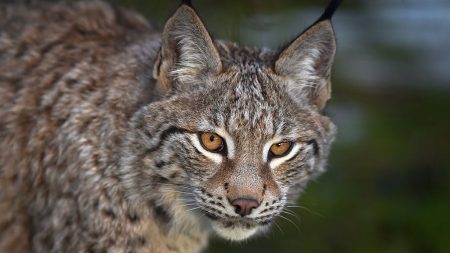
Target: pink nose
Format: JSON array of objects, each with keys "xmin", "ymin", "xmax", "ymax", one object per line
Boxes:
[{"xmin": 231, "ymin": 198, "xmax": 260, "ymax": 217}]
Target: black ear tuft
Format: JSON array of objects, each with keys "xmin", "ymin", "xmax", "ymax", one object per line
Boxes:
[
  {"xmin": 181, "ymin": 0, "xmax": 193, "ymax": 7},
  {"xmin": 317, "ymin": 0, "xmax": 342, "ymax": 22}
]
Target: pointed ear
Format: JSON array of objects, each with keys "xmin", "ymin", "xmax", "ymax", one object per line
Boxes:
[
  {"xmin": 153, "ymin": 4, "xmax": 222, "ymax": 93},
  {"xmin": 275, "ymin": 20, "xmax": 336, "ymax": 111}
]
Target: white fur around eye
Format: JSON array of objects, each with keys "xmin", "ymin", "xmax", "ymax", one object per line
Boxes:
[
  {"xmin": 263, "ymin": 137, "xmax": 302, "ymax": 169},
  {"xmin": 269, "ymin": 144, "xmax": 301, "ymax": 170},
  {"xmin": 215, "ymin": 128, "xmax": 235, "ymax": 159},
  {"xmin": 189, "ymin": 134, "xmax": 223, "ymax": 164}
]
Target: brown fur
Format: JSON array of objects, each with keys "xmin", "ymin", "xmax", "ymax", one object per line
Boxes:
[{"xmin": 0, "ymin": 1, "xmax": 338, "ymax": 252}]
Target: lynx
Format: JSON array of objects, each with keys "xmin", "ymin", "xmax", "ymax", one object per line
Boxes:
[{"xmin": 0, "ymin": 0, "xmax": 340, "ymax": 252}]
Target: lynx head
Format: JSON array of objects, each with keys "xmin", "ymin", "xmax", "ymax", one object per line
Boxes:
[{"xmin": 121, "ymin": 1, "xmax": 339, "ymax": 241}]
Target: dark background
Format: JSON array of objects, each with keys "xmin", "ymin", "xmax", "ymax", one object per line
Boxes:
[{"xmin": 112, "ymin": 0, "xmax": 450, "ymax": 252}]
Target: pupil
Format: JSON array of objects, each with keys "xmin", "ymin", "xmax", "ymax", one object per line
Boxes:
[{"xmin": 209, "ymin": 135, "xmax": 215, "ymax": 142}]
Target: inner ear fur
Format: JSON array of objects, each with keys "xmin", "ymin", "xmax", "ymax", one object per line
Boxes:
[
  {"xmin": 275, "ymin": 20, "xmax": 336, "ymax": 111},
  {"xmin": 153, "ymin": 4, "xmax": 222, "ymax": 94}
]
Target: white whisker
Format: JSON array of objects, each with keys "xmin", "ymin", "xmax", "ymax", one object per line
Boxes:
[
  {"xmin": 278, "ymin": 214, "xmax": 300, "ymax": 231},
  {"xmin": 280, "ymin": 210, "xmax": 301, "ymax": 223},
  {"xmin": 185, "ymin": 206, "xmax": 202, "ymax": 213},
  {"xmin": 286, "ymin": 205, "xmax": 323, "ymax": 217},
  {"xmin": 273, "ymin": 221, "xmax": 284, "ymax": 235}
]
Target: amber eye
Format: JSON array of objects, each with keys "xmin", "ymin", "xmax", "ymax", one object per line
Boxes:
[
  {"xmin": 269, "ymin": 141, "xmax": 292, "ymax": 157},
  {"xmin": 200, "ymin": 132, "xmax": 224, "ymax": 152}
]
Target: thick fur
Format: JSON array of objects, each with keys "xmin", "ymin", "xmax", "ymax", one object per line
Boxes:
[{"xmin": 0, "ymin": 1, "xmax": 338, "ymax": 253}]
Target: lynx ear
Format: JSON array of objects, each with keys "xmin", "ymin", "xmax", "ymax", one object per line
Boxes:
[
  {"xmin": 275, "ymin": 1, "xmax": 340, "ymax": 110},
  {"xmin": 153, "ymin": 3, "xmax": 222, "ymax": 93}
]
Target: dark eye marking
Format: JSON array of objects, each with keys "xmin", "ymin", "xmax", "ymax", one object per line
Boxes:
[
  {"xmin": 306, "ymin": 139, "xmax": 319, "ymax": 155},
  {"xmin": 283, "ymin": 139, "xmax": 318, "ymax": 163},
  {"xmin": 146, "ymin": 126, "xmax": 186, "ymax": 153}
]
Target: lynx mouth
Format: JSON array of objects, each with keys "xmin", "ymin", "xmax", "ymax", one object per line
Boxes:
[{"xmin": 203, "ymin": 212, "xmax": 271, "ymax": 241}]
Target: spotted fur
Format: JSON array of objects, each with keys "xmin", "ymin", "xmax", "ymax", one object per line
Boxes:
[{"xmin": 0, "ymin": 1, "xmax": 339, "ymax": 252}]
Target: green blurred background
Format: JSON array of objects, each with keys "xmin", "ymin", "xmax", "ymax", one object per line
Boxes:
[{"xmin": 111, "ymin": 0, "xmax": 450, "ymax": 252}]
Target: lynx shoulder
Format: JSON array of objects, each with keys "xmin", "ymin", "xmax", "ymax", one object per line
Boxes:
[{"xmin": 0, "ymin": 1, "xmax": 340, "ymax": 253}]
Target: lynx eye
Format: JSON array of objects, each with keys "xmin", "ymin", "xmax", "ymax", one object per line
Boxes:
[
  {"xmin": 269, "ymin": 141, "xmax": 293, "ymax": 157},
  {"xmin": 199, "ymin": 132, "xmax": 224, "ymax": 152}
]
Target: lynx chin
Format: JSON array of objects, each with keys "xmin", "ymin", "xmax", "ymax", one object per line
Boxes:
[{"xmin": 0, "ymin": 0, "xmax": 341, "ymax": 252}]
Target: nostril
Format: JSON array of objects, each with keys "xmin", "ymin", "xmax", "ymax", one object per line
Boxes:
[
  {"xmin": 234, "ymin": 205, "xmax": 242, "ymax": 214},
  {"xmin": 231, "ymin": 198, "xmax": 259, "ymax": 217}
]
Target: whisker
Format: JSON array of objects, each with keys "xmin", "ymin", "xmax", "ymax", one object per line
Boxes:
[
  {"xmin": 153, "ymin": 183, "xmax": 196, "ymax": 190},
  {"xmin": 280, "ymin": 209, "xmax": 301, "ymax": 223},
  {"xmin": 160, "ymin": 189, "xmax": 195, "ymax": 195},
  {"xmin": 277, "ymin": 214, "xmax": 300, "ymax": 231},
  {"xmin": 151, "ymin": 182, "xmax": 197, "ymax": 189},
  {"xmin": 185, "ymin": 206, "xmax": 202, "ymax": 213},
  {"xmin": 281, "ymin": 208, "xmax": 296, "ymax": 215},
  {"xmin": 174, "ymin": 197, "xmax": 196, "ymax": 204},
  {"xmin": 273, "ymin": 221, "xmax": 284, "ymax": 235},
  {"xmin": 177, "ymin": 202, "xmax": 197, "ymax": 208},
  {"xmin": 286, "ymin": 205, "xmax": 323, "ymax": 218}
]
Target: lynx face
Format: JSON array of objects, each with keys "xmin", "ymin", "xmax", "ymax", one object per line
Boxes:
[{"xmin": 122, "ymin": 3, "xmax": 337, "ymax": 241}]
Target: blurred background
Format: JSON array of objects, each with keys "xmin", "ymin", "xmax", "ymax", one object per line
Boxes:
[{"xmin": 111, "ymin": 0, "xmax": 450, "ymax": 252}]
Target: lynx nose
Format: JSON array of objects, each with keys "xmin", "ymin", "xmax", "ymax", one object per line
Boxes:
[{"xmin": 231, "ymin": 198, "xmax": 259, "ymax": 217}]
